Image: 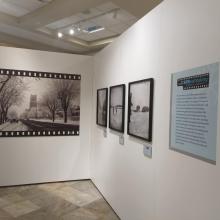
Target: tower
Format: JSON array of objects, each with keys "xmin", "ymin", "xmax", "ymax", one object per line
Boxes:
[{"xmin": 29, "ymin": 95, "xmax": 37, "ymax": 109}]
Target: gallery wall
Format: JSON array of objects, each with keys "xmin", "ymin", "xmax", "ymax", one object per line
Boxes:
[
  {"xmin": 0, "ymin": 46, "xmax": 93, "ymax": 186},
  {"xmin": 91, "ymin": 0, "xmax": 220, "ymax": 220}
]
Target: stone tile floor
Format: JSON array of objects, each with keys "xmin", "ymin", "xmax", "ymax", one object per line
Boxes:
[{"xmin": 0, "ymin": 180, "xmax": 120, "ymax": 220}]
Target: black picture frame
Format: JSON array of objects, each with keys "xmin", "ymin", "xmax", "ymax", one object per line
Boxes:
[
  {"xmin": 109, "ymin": 84, "xmax": 125, "ymax": 133},
  {"xmin": 96, "ymin": 88, "xmax": 108, "ymax": 127},
  {"xmin": 127, "ymin": 78, "xmax": 154, "ymax": 142}
]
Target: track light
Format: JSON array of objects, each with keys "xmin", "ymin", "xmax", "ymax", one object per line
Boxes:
[
  {"xmin": 69, "ymin": 28, "xmax": 75, "ymax": 35},
  {"xmin": 57, "ymin": 32, "xmax": 63, "ymax": 38}
]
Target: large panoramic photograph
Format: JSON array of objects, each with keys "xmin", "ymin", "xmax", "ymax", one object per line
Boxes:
[{"xmin": 0, "ymin": 69, "xmax": 80, "ymax": 137}]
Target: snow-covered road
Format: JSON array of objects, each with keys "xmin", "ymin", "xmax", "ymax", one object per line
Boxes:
[{"xmin": 0, "ymin": 121, "xmax": 29, "ymax": 131}]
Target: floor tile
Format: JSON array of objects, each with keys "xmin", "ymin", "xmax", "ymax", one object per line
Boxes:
[
  {"xmin": 0, "ymin": 209, "xmax": 13, "ymax": 219},
  {"xmin": 18, "ymin": 187, "xmax": 48, "ymax": 201},
  {"xmin": 85, "ymin": 198, "xmax": 114, "ymax": 215},
  {"xmin": 99, "ymin": 210, "xmax": 120, "ymax": 220},
  {"xmin": 53, "ymin": 186, "xmax": 98, "ymax": 207},
  {"xmin": 0, "ymin": 181, "xmax": 120, "ymax": 219},
  {"xmin": 16, "ymin": 208, "xmax": 59, "ymax": 220},
  {"xmin": 3, "ymin": 200, "xmax": 40, "ymax": 218},
  {"xmin": 0, "ymin": 198, "xmax": 10, "ymax": 208},
  {"xmin": 30, "ymin": 191, "xmax": 62, "ymax": 208},
  {"xmin": 0, "ymin": 188, "xmax": 12, "ymax": 197},
  {"xmin": 71, "ymin": 181, "xmax": 102, "ymax": 200},
  {"xmin": 0, "ymin": 193, "xmax": 24, "ymax": 208},
  {"xmin": 42, "ymin": 198, "xmax": 78, "ymax": 217},
  {"xmin": 62, "ymin": 207, "xmax": 100, "ymax": 220},
  {"xmin": 38, "ymin": 182, "xmax": 64, "ymax": 192},
  {"xmin": 0, "ymin": 186, "xmax": 33, "ymax": 197}
]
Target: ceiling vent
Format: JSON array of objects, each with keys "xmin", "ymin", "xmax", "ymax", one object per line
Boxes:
[
  {"xmin": 84, "ymin": 25, "xmax": 105, "ymax": 34},
  {"xmin": 38, "ymin": 0, "xmax": 51, "ymax": 3}
]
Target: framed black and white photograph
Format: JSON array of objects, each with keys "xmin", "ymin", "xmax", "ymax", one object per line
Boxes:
[
  {"xmin": 109, "ymin": 84, "xmax": 125, "ymax": 132},
  {"xmin": 96, "ymin": 88, "xmax": 108, "ymax": 127},
  {"xmin": 0, "ymin": 68, "xmax": 81, "ymax": 137},
  {"xmin": 127, "ymin": 78, "xmax": 154, "ymax": 142}
]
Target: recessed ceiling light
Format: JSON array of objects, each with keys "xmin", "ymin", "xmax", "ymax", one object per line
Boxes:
[
  {"xmin": 57, "ymin": 32, "xmax": 63, "ymax": 38},
  {"xmin": 69, "ymin": 29, "xmax": 75, "ymax": 35}
]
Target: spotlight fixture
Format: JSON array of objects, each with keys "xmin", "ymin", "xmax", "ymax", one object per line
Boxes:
[
  {"xmin": 69, "ymin": 28, "xmax": 75, "ymax": 35},
  {"xmin": 57, "ymin": 32, "xmax": 63, "ymax": 38},
  {"xmin": 76, "ymin": 23, "xmax": 82, "ymax": 32}
]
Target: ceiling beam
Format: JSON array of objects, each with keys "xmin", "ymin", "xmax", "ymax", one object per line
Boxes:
[
  {"xmin": 0, "ymin": 31, "xmax": 73, "ymax": 53},
  {"xmin": 0, "ymin": 11, "xmax": 17, "ymax": 25},
  {"xmin": 18, "ymin": 0, "xmax": 108, "ymax": 29},
  {"xmin": 0, "ymin": 23, "xmax": 88, "ymax": 52},
  {"xmin": 0, "ymin": 22, "xmax": 117, "ymax": 54}
]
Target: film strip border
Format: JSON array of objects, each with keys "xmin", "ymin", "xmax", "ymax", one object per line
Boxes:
[
  {"xmin": 182, "ymin": 84, "xmax": 209, "ymax": 90},
  {"xmin": 177, "ymin": 73, "xmax": 209, "ymax": 90},
  {"xmin": 0, "ymin": 68, "xmax": 81, "ymax": 80},
  {"xmin": 0, "ymin": 130, "xmax": 79, "ymax": 137}
]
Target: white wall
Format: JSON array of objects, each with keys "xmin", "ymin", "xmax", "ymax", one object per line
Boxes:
[
  {"xmin": 0, "ymin": 46, "xmax": 93, "ymax": 186},
  {"xmin": 91, "ymin": 0, "xmax": 220, "ymax": 220}
]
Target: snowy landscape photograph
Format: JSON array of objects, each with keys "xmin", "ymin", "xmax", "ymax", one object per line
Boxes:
[
  {"xmin": 0, "ymin": 69, "xmax": 80, "ymax": 137},
  {"xmin": 97, "ymin": 88, "xmax": 108, "ymax": 127},
  {"xmin": 109, "ymin": 84, "xmax": 125, "ymax": 132},
  {"xmin": 127, "ymin": 78, "xmax": 154, "ymax": 141}
]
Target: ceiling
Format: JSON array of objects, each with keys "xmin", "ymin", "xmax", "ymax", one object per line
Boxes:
[
  {"xmin": 0, "ymin": 0, "xmax": 162, "ymax": 55},
  {"xmin": 45, "ymin": 2, "xmax": 137, "ymax": 42},
  {"xmin": 0, "ymin": 0, "xmax": 53, "ymax": 17}
]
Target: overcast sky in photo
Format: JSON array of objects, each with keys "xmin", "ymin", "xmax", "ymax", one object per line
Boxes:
[
  {"xmin": 130, "ymin": 81, "xmax": 150, "ymax": 107},
  {"xmin": 10, "ymin": 76, "xmax": 80, "ymax": 117}
]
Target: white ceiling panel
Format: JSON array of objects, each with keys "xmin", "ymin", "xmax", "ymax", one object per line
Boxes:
[
  {"xmin": 76, "ymin": 20, "xmax": 97, "ymax": 30},
  {"xmin": 77, "ymin": 29, "xmax": 116, "ymax": 42},
  {"xmin": 107, "ymin": 23, "xmax": 130, "ymax": 34},
  {"xmin": 0, "ymin": 0, "xmax": 28, "ymax": 17},
  {"xmin": 116, "ymin": 9, "xmax": 136, "ymax": 22},
  {"xmin": 78, "ymin": 8, "xmax": 101, "ymax": 19},
  {"xmin": 76, "ymin": 33, "xmax": 100, "ymax": 42},
  {"xmin": 95, "ymin": 2, "xmax": 118, "ymax": 13},
  {"xmin": 0, "ymin": 0, "xmax": 53, "ymax": 17},
  {"xmin": 60, "ymin": 20, "xmax": 97, "ymax": 36},
  {"xmin": 46, "ymin": 15, "xmax": 82, "ymax": 30},
  {"xmin": 91, "ymin": 12, "xmax": 121, "ymax": 27},
  {"xmin": 96, "ymin": 29, "xmax": 116, "ymax": 39}
]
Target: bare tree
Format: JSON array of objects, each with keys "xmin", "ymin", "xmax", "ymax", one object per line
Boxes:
[
  {"xmin": 0, "ymin": 77, "xmax": 24, "ymax": 124},
  {"xmin": 52, "ymin": 80, "xmax": 80, "ymax": 123},
  {"xmin": 0, "ymin": 75, "xmax": 11, "ymax": 94},
  {"xmin": 41, "ymin": 92, "xmax": 59, "ymax": 122}
]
